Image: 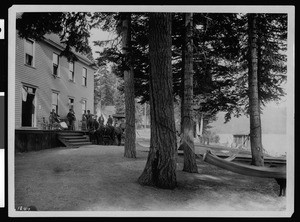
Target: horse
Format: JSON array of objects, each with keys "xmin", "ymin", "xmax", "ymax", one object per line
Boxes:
[
  {"xmin": 88, "ymin": 119, "xmax": 100, "ymax": 144},
  {"xmin": 94, "ymin": 124, "xmax": 124, "ymax": 146},
  {"xmin": 95, "ymin": 125, "xmax": 115, "ymax": 145},
  {"xmin": 114, "ymin": 126, "xmax": 123, "ymax": 146},
  {"xmin": 89, "ymin": 129, "xmax": 98, "ymax": 144}
]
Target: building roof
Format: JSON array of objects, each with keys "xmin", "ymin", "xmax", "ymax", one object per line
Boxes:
[
  {"xmin": 16, "ymin": 12, "xmax": 97, "ymax": 70},
  {"xmin": 233, "ymin": 133, "xmax": 250, "ymax": 137},
  {"xmin": 112, "ymin": 113, "xmax": 125, "ymax": 119},
  {"xmin": 43, "ymin": 33, "xmax": 98, "ymax": 70}
]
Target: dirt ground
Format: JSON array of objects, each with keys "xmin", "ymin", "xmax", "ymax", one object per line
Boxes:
[{"xmin": 14, "ymin": 143, "xmax": 286, "ymax": 213}]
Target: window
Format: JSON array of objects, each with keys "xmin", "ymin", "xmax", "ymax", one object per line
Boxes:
[
  {"xmin": 82, "ymin": 68, "xmax": 87, "ymax": 86},
  {"xmin": 52, "ymin": 91, "xmax": 59, "ymax": 114},
  {"xmin": 82, "ymin": 100, "xmax": 87, "ymax": 114},
  {"xmin": 68, "ymin": 98, "xmax": 74, "ymax": 110},
  {"xmin": 69, "ymin": 62, "xmax": 75, "ymax": 82},
  {"xmin": 53, "ymin": 53, "xmax": 59, "ymax": 76},
  {"xmin": 24, "ymin": 39, "xmax": 34, "ymax": 66}
]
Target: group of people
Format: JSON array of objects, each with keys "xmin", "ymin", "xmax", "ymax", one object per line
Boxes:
[
  {"xmin": 49, "ymin": 108, "xmax": 117, "ymax": 132},
  {"xmin": 49, "ymin": 108, "xmax": 76, "ymax": 130},
  {"xmin": 81, "ymin": 112, "xmax": 117, "ymax": 145},
  {"xmin": 81, "ymin": 111, "xmax": 114, "ymax": 131},
  {"xmin": 49, "ymin": 109, "xmax": 61, "ymax": 130}
]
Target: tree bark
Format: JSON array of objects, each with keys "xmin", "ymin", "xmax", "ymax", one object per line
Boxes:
[
  {"xmin": 247, "ymin": 13, "xmax": 264, "ymax": 166},
  {"xmin": 121, "ymin": 13, "xmax": 136, "ymax": 158},
  {"xmin": 180, "ymin": 13, "xmax": 198, "ymax": 173},
  {"xmin": 138, "ymin": 13, "xmax": 177, "ymax": 189}
]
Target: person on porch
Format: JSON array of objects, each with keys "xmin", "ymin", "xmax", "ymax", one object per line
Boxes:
[
  {"xmin": 49, "ymin": 109, "xmax": 61, "ymax": 130},
  {"xmin": 81, "ymin": 110, "xmax": 87, "ymax": 131},
  {"xmin": 67, "ymin": 108, "xmax": 76, "ymax": 130},
  {"xmin": 86, "ymin": 110, "xmax": 94, "ymax": 130}
]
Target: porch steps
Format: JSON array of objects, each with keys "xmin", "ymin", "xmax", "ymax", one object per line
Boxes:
[{"xmin": 57, "ymin": 131, "xmax": 92, "ymax": 148}]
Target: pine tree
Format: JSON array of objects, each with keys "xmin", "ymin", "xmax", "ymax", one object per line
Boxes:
[
  {"xmin": 119, "ymin": 13, "xmax": 136, "ymax": 158},
  {"xmin": 180, "ymin": 13, "xmax": 198, "ymax": 173},
  {"xmin": 138, "ymin": 13, "xmax": 177, "ymax": 189}
]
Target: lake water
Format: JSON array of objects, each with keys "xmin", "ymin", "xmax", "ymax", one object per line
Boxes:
[
  {"xmin": 217, "ymin": 133, "xmax": 288, "ymax": 157},
  {"xmin": 136, "ymin": 129, "xmax": 289, "ymax": 157}
]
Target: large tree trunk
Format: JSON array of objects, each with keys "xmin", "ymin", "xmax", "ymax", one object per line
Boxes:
[
  {"xmin": 247, "ymin": 13, "xmax": 264, "ymax": 166},
  {"xmin": 180, "ymin": 13, "xmax": 198, "ymax": 173},
  {"xmin": 138, "ymin": 13, "xmax": 177, "ymax": 189},
  {"xmin": 180, "ymin": 25, "xmax": 186, "ymax": 136},
  {"xmin": 121, "ymin": 13, "xmax": 136, "ymax": 158}
]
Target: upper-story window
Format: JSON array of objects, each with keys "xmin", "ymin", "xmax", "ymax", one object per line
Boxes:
[
  {"xmin": 52, "ymin": 53, "xmax": 59, "ymax": 77},
  {"xmin": 69, "ymin": 61, "xmax": 75, "ymax": 82},
  {"xmin": 24, "ymin": 39, "xmax": 34, "ymax": 67},
  {"xmin": 82, "ymin": 67, "xmax": 87, "ymax": 86}
]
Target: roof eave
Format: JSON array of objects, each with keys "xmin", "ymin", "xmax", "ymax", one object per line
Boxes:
[{"xmin": 42, "ymin": 37, "xmax": 97, "ymax": 69}]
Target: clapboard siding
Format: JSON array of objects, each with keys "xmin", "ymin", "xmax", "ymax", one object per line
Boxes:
[{"xmin": 15, "ymin": 34, "xmax": 95, "ymax": 129}]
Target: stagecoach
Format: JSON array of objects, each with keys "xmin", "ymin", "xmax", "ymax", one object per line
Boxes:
[{"xmin": 112, "ymin": 113, "xmax": 125, "ymax": 129}]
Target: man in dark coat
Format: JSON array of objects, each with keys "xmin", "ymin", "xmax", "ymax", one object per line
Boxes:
[
  {"xmin": 67, "ymin": 108, "xmax": 76, "ymax": 130},
  {"xmin": 86, "ymin": 110, "xmax": 93, "ymax": 130},
  {"xmin": 89, "ymin": 118, "xmax": 100, "ymax": 144},
  {"xmin": 107, "ymin": 115, "xmax": 113, "ymax": 126}
]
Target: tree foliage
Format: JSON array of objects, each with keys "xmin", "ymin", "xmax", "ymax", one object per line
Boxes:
[
  {"xmin": 190, "ymin": 13, "xmax": 286, "ymax": 122},
  {"xmin": 95, "ymin": 13, "xmax": 150, "ymax": 103},
  {"xmin": 17, "ymin": 12, "xmax": 287, "ymax": 123},
  {"xmin": 17, "ymin": 12, "xmax": 94, "ymax": 61},
  {"xmin": 242, "ymin": 13, "xmax": 287, "ymax": 109},
  {"xmin": 94, "ymin": 66, "xmax": 117, "ymax": 108}
]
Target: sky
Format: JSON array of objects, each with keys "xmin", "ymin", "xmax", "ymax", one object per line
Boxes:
[{"xmin": 89, "ymin": 28, "xmax": 117, "ymax": 59}]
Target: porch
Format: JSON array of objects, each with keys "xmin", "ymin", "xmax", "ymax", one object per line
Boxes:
[{"xmin": 15, "ymin": 129, "xmax": 89, "ymax": 152}]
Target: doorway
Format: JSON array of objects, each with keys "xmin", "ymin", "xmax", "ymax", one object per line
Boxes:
[{"xmin": 21, "ymin": 86, "xmax": 36, "ymax": 127}]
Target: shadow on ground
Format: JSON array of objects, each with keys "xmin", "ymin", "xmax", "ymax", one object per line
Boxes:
[{"xmin": 14, "ymin": 145, "xmax": 286, "ymax": 212}]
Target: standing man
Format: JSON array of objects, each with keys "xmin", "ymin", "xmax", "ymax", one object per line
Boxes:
[
  {"xmin": 50, "ymin": 109, "xmax": 60, "ymax": 123},
  {"xmin": 67, "ymin": 109, "xmax": 76, "ymax": 130},
  {"xmin": 49, "ymin": 109, "xmax": 60, "ymax": 130},
  {"xmin": 86, "ymin": 110, "xmax": 93, "ymax": 130},
  {"xmin": 107, "ymin": 115, "xmax": 113, "ymax": 126},
  {"xmin": 81, "ymin": 110, "xmax": 87, "ymax": 131},
  {"xmin": 98, "ymin": 114, "xmax": 105, "ymax": 126},
  {"xmin": 93, "ymin": 117, "xmax": 99, "ymax": 130}
]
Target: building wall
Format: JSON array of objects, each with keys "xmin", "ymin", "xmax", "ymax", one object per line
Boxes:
[{"xmin": 15, "ymin": 34, "xmax": 95, "ymax": 130}]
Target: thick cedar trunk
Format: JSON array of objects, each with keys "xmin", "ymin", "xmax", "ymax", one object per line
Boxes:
[
  {"xmin": 138, "ymin": 13, "xmax": 177, "ymax": 189},
  {"xmin": 180, "ymin": 27, "xmax": 186, "ymax": 135},
  {"xmin": 248, "ymin": 14, "xmax": 264, "ymax": 166},
  {"xmin": 122, "ymin": 13, "xmax": 136, "ymax": 158},
  {"xmin": 180, "ymin": 13, "xmax": 198, "ymax": 173}
]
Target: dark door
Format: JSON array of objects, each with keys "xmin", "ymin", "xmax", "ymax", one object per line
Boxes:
[{"xmin": 22, "ymin": 86, "xmax": 36, "ymax": 127}]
